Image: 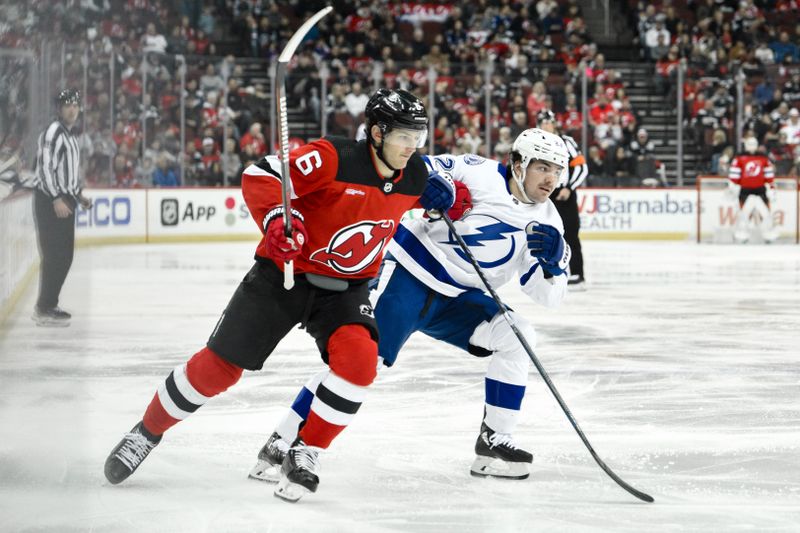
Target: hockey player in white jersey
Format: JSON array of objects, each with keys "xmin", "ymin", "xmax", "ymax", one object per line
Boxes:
[{"xmin": 251, "ymin": 128, "xmax": 570, "ymax": 483}]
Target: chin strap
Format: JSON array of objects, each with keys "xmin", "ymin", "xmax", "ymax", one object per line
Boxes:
[
  {"xmin": 511, "ymin": 165, "xmax": 536, "ymax": 204},
  {"xmin": 370, "ymin": 136, "xmax": 398, "ymax": 171}
]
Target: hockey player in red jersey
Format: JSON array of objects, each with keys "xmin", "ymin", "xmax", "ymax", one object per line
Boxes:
[
  {"xmin": 728, "ymin": 137, "xmax": 777, "ymax": 243},
  {"xmin": 103, "ymin": 89, "xmax": 455, "ymax": 502}
]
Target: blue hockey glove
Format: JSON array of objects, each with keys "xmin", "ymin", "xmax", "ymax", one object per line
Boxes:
[
  {"xmin": 419, "ymin": 171, "xmax": 455, "ymax": 217},
  {"xmin": 526, "ymin": 221, "xmax": 570, "ymax": 276}
]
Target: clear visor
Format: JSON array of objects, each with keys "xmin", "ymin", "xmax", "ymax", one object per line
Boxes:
[
  {"xmin": 383, "ymin": 127, "xmax": 428, "ymax": 149},
  {"xmin": 529, "ymin": 159, "xmax": 565, "ymax": 179}
]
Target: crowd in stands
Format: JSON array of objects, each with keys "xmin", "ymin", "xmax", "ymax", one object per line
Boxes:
[
  {"xmin": 627, "ymin": 0, "xmax": 800, "ymax": 176},
  {"xmin": 3, "ymin": 0, "xmax": 799, "ymax": 189}
]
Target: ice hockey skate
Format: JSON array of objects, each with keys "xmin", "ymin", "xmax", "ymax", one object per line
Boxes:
[
  {"xmin": 274, "ymin": 439, "xmax": 320, "ymax": 503},
  {"xmin": 568, "ymin": 275, "xmax": 586, "ymax": 292},
  {"xmin": 470, "ymin": 422, "xmax": 533, "ymax": 480},
  {"xmin": 104, "ymin": 421, "xmax": 161, "ymax": 484},
  {"xmin": 248, "ymin": 431, "xmax": 289, "ymax": 483},
  {"xmin": 32, "ymin": 306, "xmax": 71, "ymax": 327}
]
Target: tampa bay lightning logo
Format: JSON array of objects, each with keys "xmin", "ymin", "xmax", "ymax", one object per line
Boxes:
[{"xmin": 441, "ymin": 214, "xmax": 519, "ymax": 268}]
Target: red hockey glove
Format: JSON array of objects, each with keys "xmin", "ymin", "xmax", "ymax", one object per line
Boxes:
[
  {"xmin": 447, "ymin": 180, "xmax": 473, "ymax": 220},
  {"xmin": 263, "ymin": 206, "xmax": 307, "ymax": 263}
]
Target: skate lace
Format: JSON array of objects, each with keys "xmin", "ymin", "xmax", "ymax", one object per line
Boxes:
[
  {"xmin": 489, "ymin": 432, "xmax": 519, "ymax": 450},
  {"xmin": 293, "ymin": 447, "xmax": 320, "ymax": 472},
  {"xmin": 266, "ymin": 434, "xmax": 289, "ymax": 463},
  {"xmin": 117, "ymin": 431, "xmax": 156, "ymax": 470}
]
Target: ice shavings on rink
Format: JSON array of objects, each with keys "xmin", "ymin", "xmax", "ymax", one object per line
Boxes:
[{"xmin": 1, "ymin": 241, "xmax": 799, "ymax": 531}]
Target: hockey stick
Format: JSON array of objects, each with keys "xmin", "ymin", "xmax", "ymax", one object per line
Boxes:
[
  {"xmin": 274, "ymin": 6, "xmax": 333, "ymax": 289},
  {"xmin": 441, "ymin": 213, "xmax": 654, "ymax": 503}
]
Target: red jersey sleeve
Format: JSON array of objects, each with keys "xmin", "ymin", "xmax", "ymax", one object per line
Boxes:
[{"xmin": 242, "ymin": 139, "xmax": 339, "ymax": 231}]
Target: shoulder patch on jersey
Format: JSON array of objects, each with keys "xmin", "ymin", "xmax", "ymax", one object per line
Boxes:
[{"xmin": 463, "ymin": 154, "xmax": 486, "ymax": 166}]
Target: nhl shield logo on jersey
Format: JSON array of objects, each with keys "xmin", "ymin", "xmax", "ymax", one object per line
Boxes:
[{"xmin": 310, "ymin": 220, "xmax": 396, "ymax": 274}]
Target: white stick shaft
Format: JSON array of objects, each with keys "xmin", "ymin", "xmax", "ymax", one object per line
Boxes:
[
  {"xmin": 284, "ymin": 261, "xmax": 294, "ymax": 290},
  {"xmin": 274, "ymin": 6, "xmax": 332, "ymax": 292}
]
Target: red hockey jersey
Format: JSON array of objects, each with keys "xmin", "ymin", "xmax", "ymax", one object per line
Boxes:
[
  {"xmin": 242, "ymin": 137, "xmax": 428, "ymax": 280},
  {"xmin": 728, "ymin": 154, "xmax": 775, "ymax": 189}
]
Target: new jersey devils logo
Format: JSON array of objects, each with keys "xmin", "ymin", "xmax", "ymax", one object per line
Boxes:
[
  {"xmin": 310, "ymin": 220, "xmax": 396, "ymax": 274},
  {"xmin": 744, "ymin": 160, "xmax": 763, "ymax": 177}
]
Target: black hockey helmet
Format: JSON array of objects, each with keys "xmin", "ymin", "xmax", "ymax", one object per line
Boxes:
[
  {"xmin": 55, "ymin": 88, "xmax": 81, "ymax": 107},
  {"xmin": 365, "ymin": 88, "xmax": 428, "ymax": 138},
  {"xmin": 536, "ymin": 109, "xmax": 556, "ymax": 125},
  {"xmin": 364, "ymin": 88, "xmax": 428, "ymax": 170}
]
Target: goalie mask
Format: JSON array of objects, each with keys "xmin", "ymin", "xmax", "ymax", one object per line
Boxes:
[
  {"xmin": 743, "ymin": 137, "xmax": 758, "ymax": 154},
  {"xmin": 510, "ymin": 128, "xmax": 569, "ymax": 204},
  {"xmin": 365, "ymin": 88, "xmax": 428, "ymax": 170}
]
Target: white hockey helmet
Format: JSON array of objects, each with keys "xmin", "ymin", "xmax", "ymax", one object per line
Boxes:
[
  {"xmin": 510, "ymin": 128, "xmax": 569, "ymax": 202},
  {"xmin": 743, "ymin": 137, "xmax": 758, "ymax": 153}
]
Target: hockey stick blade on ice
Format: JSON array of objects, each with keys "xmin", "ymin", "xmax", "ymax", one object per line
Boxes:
[
  {"xmin": 274, "ymin": 6, "xmax": 333, "ymax": 289},
  {"xmin": 441, "ymin": 213, "xmax": 654, "ymax": 503}
]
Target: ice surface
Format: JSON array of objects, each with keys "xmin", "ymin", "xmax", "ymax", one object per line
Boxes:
[{"xmin": 1, "ymin": 241, "xmax": 799, "ymax": 532}]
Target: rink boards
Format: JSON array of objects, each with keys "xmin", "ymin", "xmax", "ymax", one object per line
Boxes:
[{"xmin": 66, "ymin": 187, "xmax": 761, "ymax": 244}]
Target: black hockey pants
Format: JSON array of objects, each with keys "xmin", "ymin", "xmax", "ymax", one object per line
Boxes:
[{"xmin": 552, "ymin": 188, "xmax": 584, "ymax": 279}]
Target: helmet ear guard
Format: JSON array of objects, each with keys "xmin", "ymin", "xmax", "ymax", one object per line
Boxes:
[{"xmin": 510, "ymin": 128, "xmax": 569, "ymax": 203}]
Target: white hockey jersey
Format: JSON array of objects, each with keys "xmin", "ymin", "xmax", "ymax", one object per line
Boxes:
[{"xmin": 387, "ymin": 153, "xmax": 567, "ymax": 308}]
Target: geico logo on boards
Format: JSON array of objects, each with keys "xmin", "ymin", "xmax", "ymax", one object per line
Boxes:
[
  {"xmin": 76, "ymin": 197, "xmax": 131, "ymax": 227},
  {"xmin": 578, "ymin": 193, "xmax": 694, "ymax": 215}
]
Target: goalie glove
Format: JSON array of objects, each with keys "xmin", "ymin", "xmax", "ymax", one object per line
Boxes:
[
  {"xmin": 263, "ymin": 206, "xmax": 307, "ymax": 263},
  {"xmin": 526, "ymin": 221, "xmax": 570, "ymax": 277}
]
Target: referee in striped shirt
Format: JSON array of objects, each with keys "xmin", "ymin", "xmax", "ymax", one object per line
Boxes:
[
  {"xmin": 537, "ymin": 110, "xmax": 589, "ymax": 291},
  {"xmin": 32, "ymin": 89, "xmax": 92, "ymax": 326}
]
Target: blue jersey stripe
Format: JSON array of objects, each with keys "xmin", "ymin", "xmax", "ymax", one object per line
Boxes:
[
  {"xmin": 497, "ymin": 162, "xmax": 507, "ymax": 179},
  {"xmin": 485, "ymin": 377, "xmax": 526, "ymax": 410},
  {"xmin": 393, "ymin": 224, "xmax": 472, "ymax": 291},
  {"xmin": 519, "ymin": 263, "xmax": 540, "ymax": 286},
  {"xmin": 290, "ymin": 386, "xmax": 314, "ymax": 418}
]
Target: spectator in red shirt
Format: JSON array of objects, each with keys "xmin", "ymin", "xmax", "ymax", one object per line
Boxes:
[
  {"xmin": 526, "ymin": 81, "xmax": 549, "ymax": 125},
  {"xmin": 589, "ymin": 92, "xmax": 615, "ymax": 126},
  {"xmin": 196, "ymin": 137, "xmax": 222, "ymax": 186},
  {"xmin": 239, "ymin": 122, "xmax": 267, "ymax": 156},
  {"xmin": 113, "ymin": 154, "xmax": 137, "ymax": 188}
]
